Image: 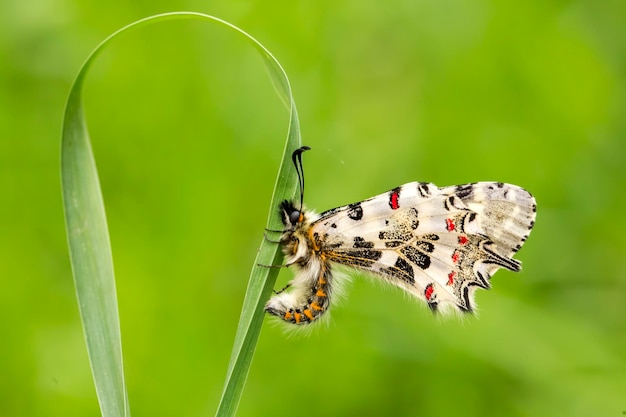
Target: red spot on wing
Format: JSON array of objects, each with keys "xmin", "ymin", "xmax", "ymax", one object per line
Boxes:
[
  {"xmin": 390, "ymin": 190, "xmax": 400, "ymax": 210},
  {"xmin": 424, "ymin": 284, "xmax": 434, "ymax": 300},
  {"xmin": 452, "ymin": 251, "xmax": 460, "ymax": 263},
  {"xmin": 446, "ymin": 218, "xmax": 455, "ymax": 231},
  {"xmin": 458, "ymin": 235, "xmax": 468, "ymax": 245},
  {"xmin": 447, "ymin": 271, "xmax": 456, "ymax": 285}
]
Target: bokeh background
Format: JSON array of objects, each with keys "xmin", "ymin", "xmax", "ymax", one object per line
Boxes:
[{"xmin": 1, "ymin": 0, "xmax": 625, "ymax": 416}]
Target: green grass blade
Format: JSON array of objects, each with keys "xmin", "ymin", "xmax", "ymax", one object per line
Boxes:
[
  {"xmin": 215, "ymin": 105, "xmax": 301, "ymax": 417},
  {"xmin": 62, "ymin": 55, "xmax": 129, "ymax": 417},
  {"xmin": 61, "ymin": 12, "xmax": 300, "ymax": 417}
]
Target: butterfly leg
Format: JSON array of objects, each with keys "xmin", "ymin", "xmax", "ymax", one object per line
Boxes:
[
  {"xmin": 262, "ymin": 232, "xmax": 282, "ymax": 244},
  {"xmin": 256, "ymin": 262, "xmax": 286, "ymax": 269},
  {"xmin": 263, "ymin": 226, "xmax": 286, "ymax": 243},
  {"xmin": 272, "ymin": 283, "xmax": 292, "ymax": 294}
]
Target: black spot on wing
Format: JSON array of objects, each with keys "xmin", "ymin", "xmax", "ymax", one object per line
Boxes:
[
  {"xmin": 458, "ymin": 286, "xmax": 473, "ymax": 313},
  {"xmin": 359, "ymin": 249, "xmax": 382, "ymax": 260},
  {"xmin": 407, "ymin": 207, "xmax": 419, "ymax": 230},
  {"xmin": 393, "ymin": 257, "xmax": 415, "ymax": 283},
  {"xmin": 347, "ymin": 203, "xmax": 363, "ymax": 221},
  {"xmin": 482, "ymin": 242, "xmax": 521, "ymax": 272},
  {"xmin": 382, "ymin": 257, "xmax": 415, "ymax": 284},
  {"xmin": 400, "ymin": 246, "xmax": 431, "ymax": 270},
  {"xmin": 353, "ymin": 236, "xmax": 374, "ymax": 249},
  {"xmin": 415, "ymin": 241, "xmax": 435, "ymax": 253},
  {"xmin": 444, "ymin": 196, "xmax": 454, "ymax": 211},
  {"xmin": 337, "ymin": 248, "xmax": 383, "ymax": 264},
  {"xmin": 417, "ymin": 182, "xmax": 431, "ymax": 197},
  {"xmin": 455, "ymin": 184, "xmax": 475, "ymax": 199},
  {"xmin": 328, "ymin": 248, "xmax": 382, "ymax": 268},
  {"xmin": 378, "ymin": 226, "xmax": 413, "ymax": 242},
  {"xmin": 384, "ymin": 241, "xmax": 403, "ymax": 248},
  {"xmin": 475, "ymin": 271, "xmax": 490, "ymax": 289},
  {"xmin": 444, "ymin": 195, "xmax": 467, "ymax": 211}
]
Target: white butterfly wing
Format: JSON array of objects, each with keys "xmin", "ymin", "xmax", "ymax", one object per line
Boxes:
[
  {"xmin": 311, "ymin": 182, "xmax": 536, "ymax": 312},
  {"xmin": 439, "ymin": 182, "xmax": 536, "ymax": 259}
]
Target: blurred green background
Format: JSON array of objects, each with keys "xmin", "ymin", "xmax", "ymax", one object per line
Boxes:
[{"xmin": 1, "ymin": 0, "xmax": 625, "ymax": 416}]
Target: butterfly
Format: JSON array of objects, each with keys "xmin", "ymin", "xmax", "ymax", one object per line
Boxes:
[{"xmin": 265, "ymin": 146, "xmax": 536, "ymax": 325}]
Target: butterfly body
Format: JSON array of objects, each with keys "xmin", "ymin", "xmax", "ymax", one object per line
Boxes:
[{"xmin": 265, "ymin": 155, "xmax": 536, "ymax": 325}]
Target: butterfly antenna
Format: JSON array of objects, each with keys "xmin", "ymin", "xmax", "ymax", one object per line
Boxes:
[{"xmin": 292, "ymin": 146, "xmax": 311, "ymax": 214}]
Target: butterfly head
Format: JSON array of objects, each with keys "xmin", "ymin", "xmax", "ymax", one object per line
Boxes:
[
  {"xmin": 278, "ymin": 199, "xmax": 316, "ymax": 263},
  {"xmin": 280, "ymin": 200, "xmax": 304, "ymax": 229}
]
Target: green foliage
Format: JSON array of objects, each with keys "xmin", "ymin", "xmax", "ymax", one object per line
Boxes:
[{"xmin": 61, "ymin": 12, "xmax": 300, "ymax": 417}]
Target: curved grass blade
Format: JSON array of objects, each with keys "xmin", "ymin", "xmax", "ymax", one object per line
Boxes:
[{"xmin": 61, "ymin": 12, "xmax": 301, "ymax": 417}]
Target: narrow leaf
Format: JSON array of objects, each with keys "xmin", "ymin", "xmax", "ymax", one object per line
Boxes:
[{"xmin": 61, "ymin": 12, "xmax": 301, "ymax": 417}]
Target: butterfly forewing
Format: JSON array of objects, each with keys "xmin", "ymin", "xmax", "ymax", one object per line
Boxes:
[{"xmin": 440, "ymin": 182, "xmax": 536, "ymax": 258}]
